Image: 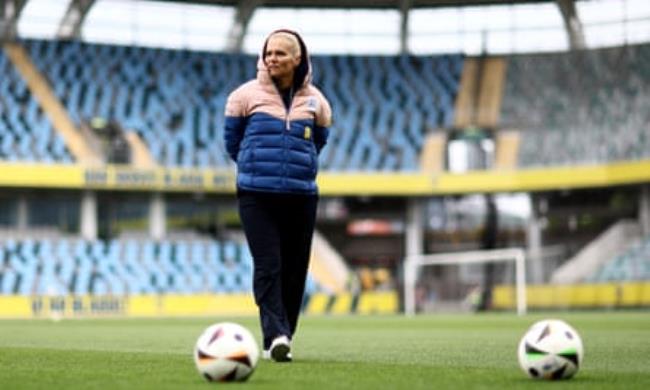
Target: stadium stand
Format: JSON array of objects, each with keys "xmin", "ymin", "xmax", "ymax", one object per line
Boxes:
[
  {"xmin": 0, "ymin": 49, "xmax": 73, "ymax": 163},
  {"xmin": 0, "ymin": 236, "xmax": 324, "ymax": 297},
  {"xmin": 588, "ymin": 235, "xmax": 650, "ymax": 282},
  {"xmin": 23, "ymin": 39, "xmax": 249, "ymax": 168},
  {"xmin": 312, "ymin": 54, "xmax": 462, "ymax": 171},
  {"xmin": 501, "ymin": 44, "xmax": 650, "ymax": 167},
  {"xmin": 21, "ymin": 39, "xmax": 462, "ymax": 170},
  {"xmin": 0, "ymin": 238, "xmax": 255, "ymax": 295}
]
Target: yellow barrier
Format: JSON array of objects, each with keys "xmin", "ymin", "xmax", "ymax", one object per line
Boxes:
[
  {"xmin": 0, "ymin": 296, "xmax": 32, "ymax": 318},
  {"xmin": 0, "ymin": 294, "xmax": 256, "ymax": 319},
  {"xmin": 493, "ymin": 282, "xmax": 650, "ymax": 310},
  {"xmin": 641, "ymin": 283, "xmax": 650, "ymax": 306},
  {"xmin": 491, "ymin": 285, "xmax": 514, "ymax": 309},
  {"xmin": 5, "ymin": 285, "xmax": 647, "ymax": 317},
  {"xmin": 356, "ymin": 291, "xmax": 399, "ymax": 314},
  {"xmin": 618, "ymin": 283, "xmax": 642, "ymax": 307},
  {"xmin": 127, "ymin": 295, "xmax": 159, "ymax": 317},
  {"xmin": 2, "ymin": 159, "xmax": 650, "ymax": 195},
  {"xmin": 0, "ymin": 291, "xmax": 398, "ymax": 319},
  {"xmin": 304, "ymin": 291, "xmax": 399, "ymax": 315},
  {"xmin": 0, "ymin": 163, "xmax": 236, "ymax": 193},
  {"xmin": 329, "ymin": 293, "xmax": 353, "ymax": 315},
  {"xmin": 160, "ymin": 294, "xmax": 256, "ymax": 317},
  {"xmin": 305, "ymin": 293, "xmax": 331, "ymax": 315}
]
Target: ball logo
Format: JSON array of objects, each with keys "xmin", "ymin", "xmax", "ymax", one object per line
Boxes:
[{"xmin": 518, "ymin": 319, "xmax": 583, "ymax": 380}]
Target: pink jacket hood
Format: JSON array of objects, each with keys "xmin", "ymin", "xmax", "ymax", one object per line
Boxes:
[{"xmin": 256, "ymin": 29, "xmax": 312, "ymax": 92}]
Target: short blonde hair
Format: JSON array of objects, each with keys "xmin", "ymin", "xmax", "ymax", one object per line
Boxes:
[{"xmin": 267, "ymin": 32, "xmax": 301, "ymax": 57}]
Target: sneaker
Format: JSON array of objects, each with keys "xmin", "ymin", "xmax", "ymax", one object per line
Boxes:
[
  {"xmin": 262, "ymin": 350, "xmax": 292, "ymax": 361},
  {"xmin": 269, "ymin": 335, "xmax": 291, "ymax": 362}
]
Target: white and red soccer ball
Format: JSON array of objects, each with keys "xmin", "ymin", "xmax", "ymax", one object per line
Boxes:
[{"xmin": 193, "ymin": 322, "xmax": 259, "ymax": 382}]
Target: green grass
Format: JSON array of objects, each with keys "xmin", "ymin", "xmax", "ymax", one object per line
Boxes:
[{"xmin": 1, "ymin": 312, "xmax": 649, "ymax": 389}]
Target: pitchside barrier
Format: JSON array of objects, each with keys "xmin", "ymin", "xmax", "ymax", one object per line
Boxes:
[
  {"xmin": 3, "ymin": 160, "xmax": 650, "ymax": 195},
  {"xmin": 0, "ymin": 291, "xmax": 398, "ymax": 319},
  {"xmin": 493, "ymin": 282, "xmax": 650, "ymax": 309}
]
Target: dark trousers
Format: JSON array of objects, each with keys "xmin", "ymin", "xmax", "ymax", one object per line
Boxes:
[{"xmin": 237, "ymin": 190, "xmax": 318, "ymax": 349}]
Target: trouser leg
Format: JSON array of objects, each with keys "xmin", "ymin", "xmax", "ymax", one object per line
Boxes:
[
  {"xmin": 238, "ymin": 192, "xmax": 291, "ymax": 349},
  {"xmin": 280, "ymin": 195, "xmax": 318, "ymax": 337}
]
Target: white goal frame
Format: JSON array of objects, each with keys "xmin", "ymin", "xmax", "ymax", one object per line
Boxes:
[{"xmin": 403, "ymin": 248, "xmax": 527, "ymax": 316}]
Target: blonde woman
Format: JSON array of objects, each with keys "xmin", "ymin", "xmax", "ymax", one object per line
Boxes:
[{"xmin": 224, "ymin": 29, "xmax": 332, "ymax": 362}]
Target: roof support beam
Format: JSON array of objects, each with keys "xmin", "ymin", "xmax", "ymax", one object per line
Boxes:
[
  {"xmin": 57, "ymin": 0, "xmax": 95, "ymax": 39},
  {"xmin": 225, "ymin": 0, "xmax": 263, "ymax": 53},
  {"xmin": 399, "ymin": 0, "xmax": 412, "ymax": 54},
  {"xmin": 556, "ymin": 0, "xmax": 585, "ymax": 50},
  {"xmin": 1, "ymin": 0, "xmax": 28, "ymax": 40}
]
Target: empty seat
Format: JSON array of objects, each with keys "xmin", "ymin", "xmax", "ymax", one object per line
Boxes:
[
  {"xmin": 20, "ymin": 38, "xmax": 463, "ymax": 171},
  {"xmin": 0, "ymin": 235, "xmax": 321, "ymax": 296}
]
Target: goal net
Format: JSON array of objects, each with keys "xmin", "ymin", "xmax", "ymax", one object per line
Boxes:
[{"xmin": 403, "ymin": 248, "xmax": 527, "ymax": 316}]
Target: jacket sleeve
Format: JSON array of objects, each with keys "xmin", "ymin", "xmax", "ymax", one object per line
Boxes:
[
  {"xmin": 314, "ymin": 125, "xmax": 329, "ymax": 154},
  {"xmin": 313, "ymin": 91, "xmax": 332, "ymax": 155},
  {"xmin": 223, "ymin": 91, "xmax": 247, "ymax": 162}
]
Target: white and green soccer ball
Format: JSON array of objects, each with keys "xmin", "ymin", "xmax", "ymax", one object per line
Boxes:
[
  {"xmin": 517, "ymin": 319, "xmax": 584, "ymax": 380},
  {"xmin": 193, "ymin": 322, "xmax": 259, "ymax": 382}
]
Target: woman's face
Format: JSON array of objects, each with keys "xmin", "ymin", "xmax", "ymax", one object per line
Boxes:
[{"xmin": 264, "ymin": 35, "xmax": 301, "ymax": 83}]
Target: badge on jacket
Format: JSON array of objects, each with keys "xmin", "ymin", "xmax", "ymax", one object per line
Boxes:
[
  {"xmin": 306, "ymin": 96, "xmax": 319, "ymax": 113},
  {"xmin": 304, "ymin": 126, "xmax": 312, "ymax": 140}
]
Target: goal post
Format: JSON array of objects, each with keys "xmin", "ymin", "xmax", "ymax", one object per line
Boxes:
[{"xmin": 403, "ymin": 248, "xmax": 527, "ymax": 316}]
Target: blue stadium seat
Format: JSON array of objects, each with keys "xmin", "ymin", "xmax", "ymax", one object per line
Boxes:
[
  {"xmin": 1, "ymin": 270, "xmax": 17, "ymax": 294},
  {"xmin": 588, "ymin": 235, "xmax": 650, "ymax": 282}
]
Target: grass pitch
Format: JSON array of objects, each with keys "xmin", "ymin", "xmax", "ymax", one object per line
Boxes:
[{"xmin": 0, "ymin": 311, "xmax": 649, "ymax": 389}]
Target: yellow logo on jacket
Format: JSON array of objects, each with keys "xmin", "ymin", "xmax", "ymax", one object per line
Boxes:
[{"xmin": 304, "ymin": 126, "xmax": 312, "ymax": 140}]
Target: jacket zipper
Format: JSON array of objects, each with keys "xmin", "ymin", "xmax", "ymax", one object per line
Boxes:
[
  {"xmin": 285, "ymin": 87, "xmax": 294, "ymax": 130},
  {"xmin": 282, "ymin": 87, "xmax": 294, "ymax": 188}
]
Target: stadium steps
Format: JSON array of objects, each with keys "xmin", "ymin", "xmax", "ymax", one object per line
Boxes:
[
  {"xmin": 453, "ymin": 58, "xmax": 479, "ymax": 128},
  {"xmin": 452, "ymin": 57, "xmax": 507, "ymax": 130},
  {"xmin": 3, "ymin": 42, "xmax": 100, "ymax": 165},
  {"xmin": 309, "ymin": 231, "xmax": 351, "ymax": 294},
  {"xmin": 494, "ymin": 129, "xmax": 521, "ymax": 170},
  {"xmin": 551, "ymin": 220, "xmax": 642, "ymax": 284},
  {"xmin": 124, "ymin": 131, "xmax": 157, "ymax": 169},
  {"xmin": 588, "ymin": 235, "xmax": 650, "ymax": 282},
  {"xmin": 0, "ymin": 51, "xmax": 73, "ymax": 162},
  {"xmin": 476, "ymin": 57, "xmax": 507, "ymax": 128},
  {"xmin": 419, "ymin": 131, "xmax": 447, "ymax": 173}
]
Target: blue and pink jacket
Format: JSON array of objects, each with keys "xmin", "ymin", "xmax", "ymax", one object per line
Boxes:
[{"xmin": 224, "ymin": 31, "xmax": 332, "ymax": 195}]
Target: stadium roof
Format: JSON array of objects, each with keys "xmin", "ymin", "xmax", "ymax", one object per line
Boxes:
[
  {"xmin": 149, "ymin": 0, "xmax": 584, "ymax": 52},
  {"xmin": 161, "ymin": 0, "xmax": 556, "ymax": 9},
  {"xmin": 5, "ymin": 0, "xmax": 647, "ymax": 55}
]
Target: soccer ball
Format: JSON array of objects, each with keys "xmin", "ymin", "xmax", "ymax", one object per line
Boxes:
[
  {"xmin": 517, "ymin": 319, "xmax": 584, "ymax": 380},
  {"xmin": 193, "ymin": 322, "xmax": 259, "ymax": 382}
]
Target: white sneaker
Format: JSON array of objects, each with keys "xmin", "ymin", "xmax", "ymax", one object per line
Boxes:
[
  {"xmin": 269, "ymin": 335, "xmax": 291, "ymax": 362},
  {"xmin": 262, "ymin": 349, "xmax": 292, "ymax": 361}
]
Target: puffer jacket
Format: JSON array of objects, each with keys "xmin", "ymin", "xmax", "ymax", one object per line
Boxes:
[{"xmin": 224, "ymin": 30, "xmax": 332, "ymax": 195}]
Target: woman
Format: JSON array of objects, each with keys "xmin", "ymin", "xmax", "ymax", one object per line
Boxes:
[{"xmin": 224, "ymin": 29, "xmax": 332, "ymax": 362}]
